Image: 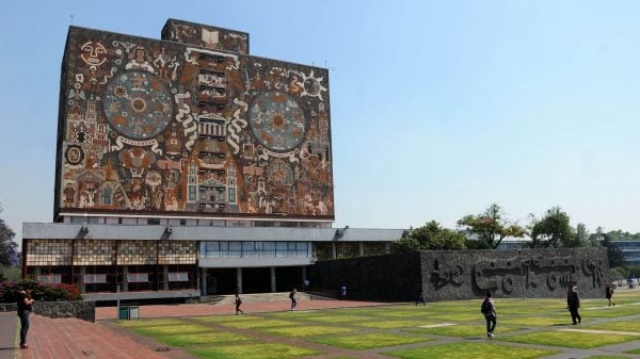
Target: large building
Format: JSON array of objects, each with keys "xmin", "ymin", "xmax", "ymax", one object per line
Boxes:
[{"xmin": 22, "ymin": 19, "xmax": 404, "ymax": 302}]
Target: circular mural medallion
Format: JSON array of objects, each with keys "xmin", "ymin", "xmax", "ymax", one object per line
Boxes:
[
  {"xmin": 267, "ymin": 160, "xmax": 294, "ymax": 188},
  {"xmin": 103, "ymin": 71, "xmax": 173, "ymax": 140},
  {"xmin": 249, "ymin": 91, "xmax": 306, "ymax": 152},
  {"xmin": 65, "ymin": 145, "xmax": 84, "ymax": 165}
]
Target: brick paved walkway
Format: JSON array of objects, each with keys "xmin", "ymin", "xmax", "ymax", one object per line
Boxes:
[{"xmin": 0, "ymin": 297, "xmax": 390, "ymax": 359}]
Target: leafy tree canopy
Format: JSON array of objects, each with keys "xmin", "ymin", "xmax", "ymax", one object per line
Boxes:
[
  {"xmin": 391, "ymin": 220, "xmax": 466, "ymax": 253},
  {"xmin": 457, "ymin": 203, "xmax": 524, "ymax": 249},
  {"xmin": 528, "ymin": 206, "xmax": 576, "ymax": 248},
  {"xmin": 0, "ymin": 205, "xmax": 18, "ymax": 267}
]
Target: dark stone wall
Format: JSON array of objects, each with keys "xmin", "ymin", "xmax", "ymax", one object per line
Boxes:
[
  {"xmin": 423, "ymin": 248, "xmax": 608, "ymax": 301},
  {"xmin": 311, "ymin": 248, "xmax": 609, "ymax": 302},
  {"xmin": 0, "ymin": 301, "xmax": 95, "ymax": 322},
  {"xmin": 311, "ymin": 253, "xmax": 422, "ymax": 301}
]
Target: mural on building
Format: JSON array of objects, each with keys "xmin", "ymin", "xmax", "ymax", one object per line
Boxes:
[
  {"xmin": 57, "ymin": 23, "xmax": 333, "ymax": 219},
  {"xmin": 162, "ymin": 19, "xmax": 249, "ymax": 54}
]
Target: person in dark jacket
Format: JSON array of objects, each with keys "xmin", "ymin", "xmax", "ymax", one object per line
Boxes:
[
  {"xmin": 567, "ymin": 284, "xmax": 581, "ymax": 325},
  {"xmin": 605, "ymin": 284, "xmax": 615, "ymax": 307},
  {"xmin": 481, "ymin": 291, "xmax": 497, "ymax": 338},
  {"xmin": 17, "ymin": 288, "xmax": 35, "ymax": 349},
  {"xmin": 289, "ymin": 288, "xmax": 298, "ymax": 311},
  {"xmin": 235, "ymin": 293, "xmax": 244, "ymax": 315}
]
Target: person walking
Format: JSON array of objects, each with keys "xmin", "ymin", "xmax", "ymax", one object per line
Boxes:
[
  {"xmin": 605, "ymin": 284, "xmax": 615, "ymax": 307},
  {"xmin": 416, "ymin": 289, "xmax": 427, "ymax": 306},
  {"xmin": 235, "ymin": 293, "xmax": 244, "ymax": 315},
  {"xmin": 340, "ymin": 284, "xmax": 347, "ymax": 299},
  {"xmin": 289, "ymin": 288, "xmax": 298, "ymax": 311},
  {"xmin": 480, "ymin": 291, "xmax": 496, "ymax": 338},
  {"xmin": 567, "ymin": 284, "xmax": 581, "ymax": 325},
  {"xmin": 17, "ymin": 288, "xmax": 35, "ymax": 349}
]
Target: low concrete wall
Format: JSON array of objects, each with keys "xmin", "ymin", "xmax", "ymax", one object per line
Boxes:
[
  {"xmin": 311, "ymin": 248, "xmax": 610, "ymax": 302},
  {"xmin": 0, "ymin": 301, "xmax": 95, "ymax": 322}
]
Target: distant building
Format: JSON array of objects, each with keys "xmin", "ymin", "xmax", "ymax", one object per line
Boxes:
[
  {"xmin": 611, "ymin": 240, "xmax": 640, "ymax": 266},
  {"xmin": 497, "ymin": 237, "xmax": 531, "ymax": 250},
  {"xmin": 22, "ymin": 19, "xmax": 403, "ymax": 303}
]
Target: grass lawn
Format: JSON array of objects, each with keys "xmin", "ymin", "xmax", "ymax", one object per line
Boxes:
[
  {"xmin": 210, "ymin": 318, "xmax": 298, "ymax": 329},
  {"xmin": 385, "ymin": 341, "xmax": 558, "ymax": 359},
  {"xmin": 404, "ymin": 324, "xmax": 521, "ymax": 337},
  {"xmin": 188, "ymin": 343, "xmax": 320, "ymax": 359},
  {"xmin": 148, "ymin": 331, "xmax": 252, "ymax": 346},
  {"xmin": 118, "ymin": 318, "xmax": 188, "ymax": 327},
  {"xmin": 502, "ymin": 330, "xmax": 638, "ymax": 349},
  {"xmin": 500, "ymin": 315, "xmax": 574, "ymax": 326},
  {"xmin": 128, "ymin": 324, "xmax": 214, "ymax": 336},
  {"xmin": 584, "ymin": 320, "xmax": 640, "ymax": 333},
  {"xmin": 350, "ymin": 319, "xmax": 435, "ymax": 329},
  {"xmin": 258, "ymin": 325, "xmax": 354, "ymax": 337},
  {"xmin": 299, "ymin": 314, "xmax": 370, "ymax": 323},
  {"xmin": 312, "ymin": 332, "xmax": 431, "ymax": 349},
  {"xmin": 117, "ymin": 290, "xmax": 640, "ymax": 359}
]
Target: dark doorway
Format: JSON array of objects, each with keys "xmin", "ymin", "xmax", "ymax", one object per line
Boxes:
[
  {"xmin": 275, "ymin": 266, "xmax": 303, "ymax": 292},
  {"xmin": 206, "ymin": 268, "xmax": 236, "ymax": 295},
  {"xmin": 242, "ymin": 267, "xmax": 272, "ymax": 293}
]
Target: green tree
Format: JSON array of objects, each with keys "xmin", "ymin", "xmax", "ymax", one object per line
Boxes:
[
  {"xmin": 390, "ymin": 230, "xmax": 421, "ymax": 253},
  {"xmin": 457, "ymin": 203, "xmax": 524, "ymax": 249},
  {"xmin": 575, "ymin": 223, "xmax": 593, "ymax": 247},
  {"xmin": 528, "ymin": 206, "xmax": 576, "ymax": 248},
  {"xmin": 601, "ymin": 233, "xmax": 626, "ymax": 268},
  {"xmin": 391, "ymin": 221, "xmax": 466, "ymax": 253},
  {"xmin": 0, "ymin": 205, "xmax": 18, "ymax": 266}
]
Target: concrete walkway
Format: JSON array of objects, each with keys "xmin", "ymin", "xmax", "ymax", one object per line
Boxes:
[{"xmin": 0, "ymin": 312, "xmax": 17, "ymax": 359}]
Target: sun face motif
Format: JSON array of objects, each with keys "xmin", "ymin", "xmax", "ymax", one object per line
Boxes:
[
  {"xmin": 80, "ymin": 41, "xmax": 108, "ymax": 66},
  {"xmin": 249, "ymin": 91, "xmax": 306, "ymax": 152},
  {"xmin": 299, "ymin": 70, "xmax": 327, "ymax": 101},
  {"xmin": 270, "ymin": 114, "xmax": 286, "ymax": 129}
]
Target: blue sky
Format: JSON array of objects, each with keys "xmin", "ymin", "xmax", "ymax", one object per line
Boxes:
[{"xmin": 2, "ymin": 1, "xmax": 640, "ymax": 246}]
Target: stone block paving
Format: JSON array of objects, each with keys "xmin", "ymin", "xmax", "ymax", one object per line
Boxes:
[{"xmin": 2, "ymin": 291, "xmax": 640, "ymax": 359}]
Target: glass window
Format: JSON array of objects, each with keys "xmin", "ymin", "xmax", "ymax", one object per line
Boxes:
[
  {"xmin": 84, "ymin": 274, "xmax": 107, "ymax": 284},
  {"xmin": 36, "ymin": 275, "xmax": 62, "ymax": 284},
  {"xmin": 168, "ymin": 272, "xmax": 189, "ymax": 281},
  {"xmin": 228, "ymin": 242, "xmax": 242, "ymax": 257},
  {"xmin": 127, "ymin": 273, "xmax": 149, "ymax": 283},
  {"xmin": 276, "ymin": 242, "xmax": 288, "ymax": 257}
]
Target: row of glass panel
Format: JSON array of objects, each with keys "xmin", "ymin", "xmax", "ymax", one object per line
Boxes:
[{"xmin": 201, "ymin": 241, "xmax": 312, "ymax": 258}]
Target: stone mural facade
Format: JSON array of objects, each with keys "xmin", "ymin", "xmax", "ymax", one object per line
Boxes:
[
  {"xmin": 162, "ymin": 19, "xmax": 249, "ymax": 54},
  {"xmin": 55, "ymin": 20, "xmax": 333, "ymax": 220},
  {"xmin": 311, "ymin": 248, "xmax": 609, "ymax": 301}
]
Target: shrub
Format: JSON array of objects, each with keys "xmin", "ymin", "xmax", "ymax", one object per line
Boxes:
[{"xmin": 0, "ymin": 278, "xmax": 82, "ymax": 303}]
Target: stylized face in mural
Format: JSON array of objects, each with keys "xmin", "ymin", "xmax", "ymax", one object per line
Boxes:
[
  {"xmin": 103, "ymin": 71, "xmax": 173, "ymax": 140},
  {"xmin": 299, "ymin": 70, "xmax": 327, "ymax": 100},
  {"xmin": 80, "ymin": 41, "xmax": 107, "ymax": 66},
  {"xmin": 249, "ymin": 91, "xmax": 307, "ymax": 152}
]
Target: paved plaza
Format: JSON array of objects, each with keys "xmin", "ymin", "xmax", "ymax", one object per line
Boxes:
[{"xmin": 1, "ymin": 288, "xmax": 640, "ymax": 359}]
